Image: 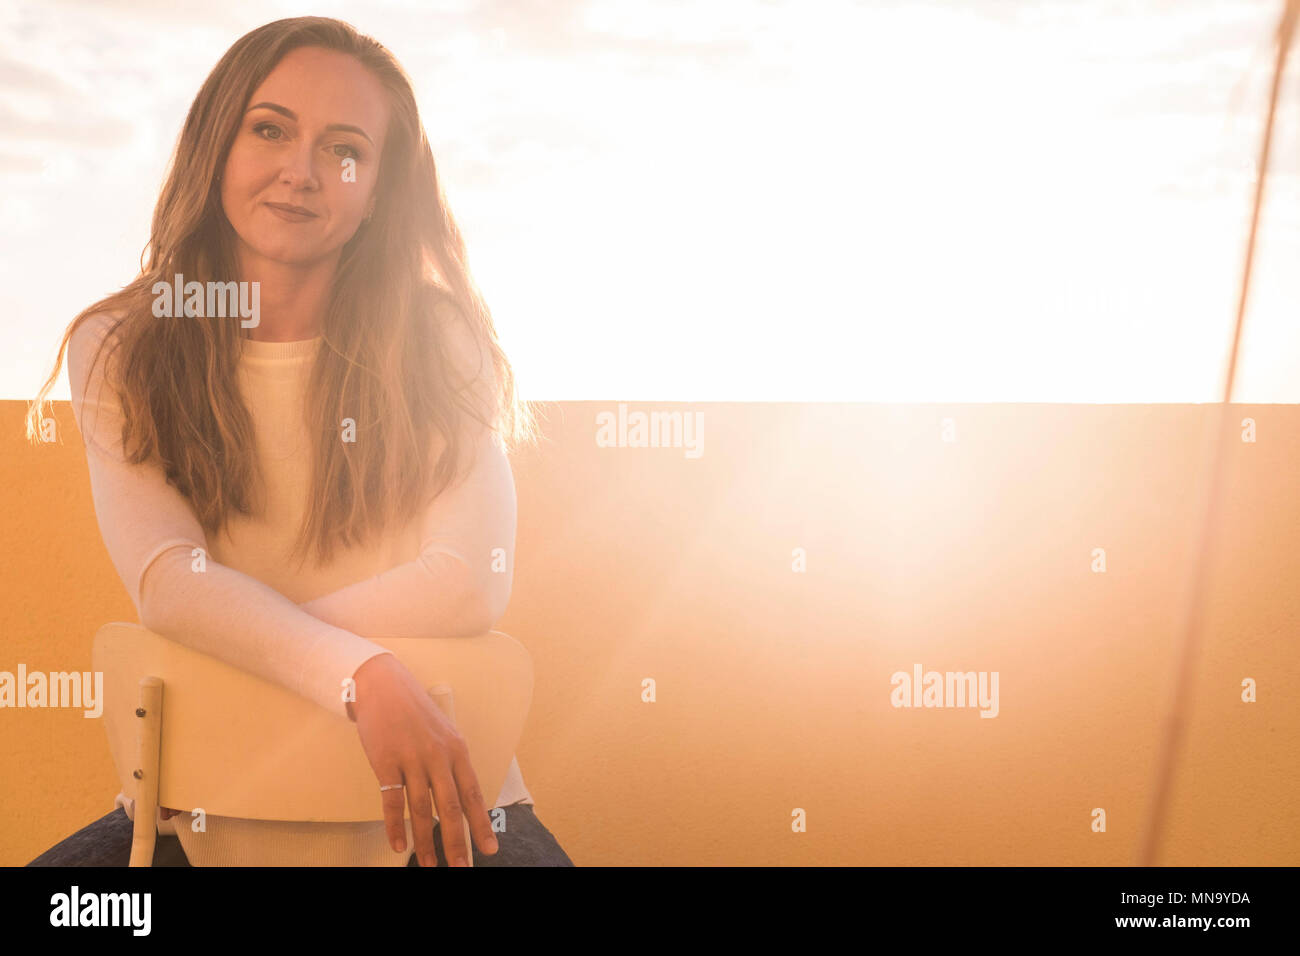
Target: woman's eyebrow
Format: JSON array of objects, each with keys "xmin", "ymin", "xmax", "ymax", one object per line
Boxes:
[{"xmin": 246, "ymin": 101, "xmax": 374, "ymax": 145}]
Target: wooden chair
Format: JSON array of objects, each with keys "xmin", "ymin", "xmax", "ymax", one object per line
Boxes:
[{"xmin": 92, "ymin": 622, "xmax": 533, "ymax": 867}]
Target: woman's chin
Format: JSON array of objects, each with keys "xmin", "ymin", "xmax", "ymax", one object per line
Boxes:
[{"xmin": 236, "ymin": 239, "xmax": 337, "ymax": 269}]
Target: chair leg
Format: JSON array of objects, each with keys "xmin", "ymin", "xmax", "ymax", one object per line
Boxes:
[
  {"xmin": 427, "ymin": 684, "xmax": 473, "ymax": 867},
  {"xmin": 128, "ymin": 677, "xmax": 164, "ymax": 867}
]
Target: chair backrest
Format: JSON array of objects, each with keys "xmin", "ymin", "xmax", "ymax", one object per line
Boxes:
[{"xmin": 92, "ymin": 623, "xmax": 533, "ymax": 822}]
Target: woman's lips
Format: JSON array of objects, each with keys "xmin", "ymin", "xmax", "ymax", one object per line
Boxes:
[{"xmin": 264, "ymin": 202, "xmax": 319, "ymax": 223}]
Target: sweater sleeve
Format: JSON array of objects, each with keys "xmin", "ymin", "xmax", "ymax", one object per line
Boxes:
[
  {"xmin": 296, "ymin": 424, "xmax": 517, "ymax": 639},
  {"xmin": 297, "ymin": 313, "xmax": 517, "ymax": 640},
  {"xmin": 67, "ymin": 311, "xmax": 393, "ymax": 720}
]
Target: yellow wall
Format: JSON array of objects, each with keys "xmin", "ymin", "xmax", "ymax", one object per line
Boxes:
[{"xmin": 2, "ymin": 399, "xmax": 1296, "ymax": 865}]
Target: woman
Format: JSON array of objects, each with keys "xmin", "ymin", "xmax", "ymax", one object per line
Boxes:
[{"xmin": 25, "ymin": 16, "xmax": 572, "ymax": 867}]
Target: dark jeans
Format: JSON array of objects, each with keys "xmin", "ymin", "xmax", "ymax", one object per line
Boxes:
[{"xmin": 27, "ymin": 803, "xmax": 574, "ymax": 867}]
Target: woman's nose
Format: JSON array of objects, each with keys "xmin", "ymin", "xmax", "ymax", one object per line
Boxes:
[{"xmin": 278, "ymin": 141, "xmax": 320, "ymax": 191}]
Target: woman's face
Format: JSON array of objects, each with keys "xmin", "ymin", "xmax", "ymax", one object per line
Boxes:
[{"xmin": 220, "ymin": 46, "xmax": 391, "ymax": 270}]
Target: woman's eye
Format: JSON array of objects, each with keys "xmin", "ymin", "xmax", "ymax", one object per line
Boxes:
[
  {"xmin": 252, "ymin": 122, "xmax": 283, "ymax": 141},
  {"xmin": 331, "ymin": 143, "xmax": 361, "ymax": 160}
]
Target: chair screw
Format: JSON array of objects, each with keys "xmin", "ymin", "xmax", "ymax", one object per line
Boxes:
[
  {"xmin": 135, "ymin": 707, "xmax": 146, "ymax": 717},
  {"xmin": 133, "ymin": 769, "xmax": 143, "ymax": 779}
]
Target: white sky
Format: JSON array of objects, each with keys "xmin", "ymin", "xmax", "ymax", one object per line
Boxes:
[{"xmin": 1, "ymin": 0, "xmax": 1297, "ymax": 402}]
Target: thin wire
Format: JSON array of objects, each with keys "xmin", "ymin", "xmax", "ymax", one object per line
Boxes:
[{"xmin": 1137, "ymin": 0, "xmax": 1299, "ymax": 867}]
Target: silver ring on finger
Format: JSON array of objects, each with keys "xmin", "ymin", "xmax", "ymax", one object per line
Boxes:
[{"xmin": 380, "ymin": 783, "xmax": 405, "ymax": 792}]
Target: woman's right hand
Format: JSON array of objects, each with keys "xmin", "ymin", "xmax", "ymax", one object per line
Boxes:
[{"xmin": 347, "ymin": 653, "xmax": 499, "ymax": 867}]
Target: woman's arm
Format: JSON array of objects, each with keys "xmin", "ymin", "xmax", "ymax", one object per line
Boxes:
[
  {"xmin": 67, "ymin": 311, "xmax": 392, "ymax": 720},
  {"xmin": 297, "ymin": 304, "xmax": 517, "ymax": 640},
  {"xmin": 296, "ymin": 425, "xmax": 516, "ymax": 639}
]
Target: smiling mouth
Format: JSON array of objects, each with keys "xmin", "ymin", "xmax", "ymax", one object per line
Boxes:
[{"xmin": 264, "ymin": 202, "xmax": 319, "ymax": 221}]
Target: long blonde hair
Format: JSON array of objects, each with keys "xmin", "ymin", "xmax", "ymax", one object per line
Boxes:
[{"xmin": 26, "ymin": 16, "xmax": 537, "ymax": 568}]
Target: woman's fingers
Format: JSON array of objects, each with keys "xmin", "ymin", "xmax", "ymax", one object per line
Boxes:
[
  {"xmin": 379, "ymin": 779, "xmax": 409, "ymax": 855},
  {"xmin": 428, "ymin": 755, "xmax": 470, "ymax": 866},
  {"xmin": 406, "ymin": 765, "xmax": 440, "ymax": 868},
  {"xmin": 352, "ymin": 656, "xmax": 499, "ymax": 867},
  {"xmin": 451, "ymin": 749, "xmax": 499, "ymax": 857}
]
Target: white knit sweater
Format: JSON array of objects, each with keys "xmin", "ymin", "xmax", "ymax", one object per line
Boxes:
[{"xmin": 68, "ymin": 308, "xmax": 532, "ymax": 866}]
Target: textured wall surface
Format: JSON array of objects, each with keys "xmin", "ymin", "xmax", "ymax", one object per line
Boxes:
[{"xmin": 2, "ymin": 399, "xmax": 1297, "ymax": 865}]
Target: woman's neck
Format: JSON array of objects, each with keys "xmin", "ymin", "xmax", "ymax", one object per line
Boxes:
[{"xmin": 239, "ymin": 251, "xmax": 339, "ymax": 342}]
